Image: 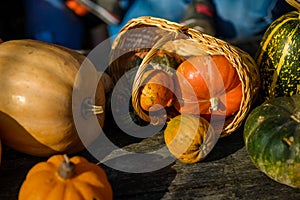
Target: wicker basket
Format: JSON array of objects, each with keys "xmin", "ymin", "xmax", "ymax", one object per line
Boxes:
[{"xmin": 108, "ymin": 16, "xmax": 260, "ymax": 137}]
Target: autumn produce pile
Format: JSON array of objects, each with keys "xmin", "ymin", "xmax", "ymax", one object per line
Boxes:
[{"xmin": 0, "ymin": 0, "xmax": 299, "ymax": 198}]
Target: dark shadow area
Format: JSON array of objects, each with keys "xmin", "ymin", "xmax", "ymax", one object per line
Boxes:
[
  {"xmin": 103, "ymin": 162, "xmax": 177, "ymax": 200},
  {"xmin": 204, "ymin": 124, "xmax": 245, "ymax": 162},
  {"xmin": 0, "ymin": 1, "xmax": 26, "ymax": 41},
  {"xmin": 79, "ymin": 142, "xmax": 177, "ymax": 200},
  {"xmin": 228, "ymin": 36, "xmax": 261, "ymax": 58},
  {"xmin": 102, "ymin": 106, "xmax": 150, "ymax": 147},
  {"xmin": 0, "ymin": 144, "xmax": 45, "ymax": 200}
]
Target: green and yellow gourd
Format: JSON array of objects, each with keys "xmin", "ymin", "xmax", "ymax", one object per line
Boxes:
[{"xmin": 256, "ymin": 0, "xmax": 300, "ymax": 99}]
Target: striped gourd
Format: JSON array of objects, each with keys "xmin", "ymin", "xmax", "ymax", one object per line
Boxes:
[{"xmin": 256, "ymin": 0, "xmax": 300, "ymax": 99}]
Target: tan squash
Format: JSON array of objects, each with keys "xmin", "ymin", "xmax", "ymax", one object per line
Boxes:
[{"xmin": 0, "ymin": 39, "xmax": 105, "ymax": 156}]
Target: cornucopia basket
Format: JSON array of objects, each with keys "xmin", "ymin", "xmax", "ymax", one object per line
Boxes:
[{"xmin": 108, "ymin": 16, "xmax": 260, "ymax": 137}]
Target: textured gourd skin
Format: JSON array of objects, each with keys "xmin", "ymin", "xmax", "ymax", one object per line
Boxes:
[
  {"xmin": 244, "ymin": 95, "xmax": 300, "ymax": 188},
  {"xmin": 0, "ymin": 40, "xmax": 105, "ymax": 156},
  {"xmin": 164, "ymin": 114, "xmax": 215, "ymax": 163},
  {"xmin": 256, "ymin": 11, "xmax": 300, "ymax": 99},
  {"xmin": 139, "ymin": 69, "xmax": 174, "ymax": 112},
  {"xmin": 18, "ymin": 155, "xmax": 113, "ymax": 200}
]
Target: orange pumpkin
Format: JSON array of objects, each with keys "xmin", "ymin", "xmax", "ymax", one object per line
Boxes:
[
  {"xmin": 174, "ymin": 55, "xmax": 242, "ymax": 119},
  {"xmin": 164, "ymin": 114, "xmax": 216, "ymax": 163},
  {"xmin": 0, "ymin": 40, "xmax": 106, "ymax": 156},
  {"xmin": 139, "ymin": 69, "xmax": 174, "ymax": 112},
  {"xmin": 19, "ymin": 154, "xmax": 113, "ymax": 200}
]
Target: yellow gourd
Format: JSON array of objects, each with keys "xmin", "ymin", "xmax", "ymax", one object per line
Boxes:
[{"xmin": 164, "ymin": 114, "xmax": 216, "ymax": 163}]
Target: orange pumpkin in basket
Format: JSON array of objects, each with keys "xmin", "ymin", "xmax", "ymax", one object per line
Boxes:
[
  {"xmin": 139, "ymin": 69, "xmax": 174, "ymax": 112},
  {"xmin": 174, "ymin": 55, "xmax": 242, "ymax": 119}
]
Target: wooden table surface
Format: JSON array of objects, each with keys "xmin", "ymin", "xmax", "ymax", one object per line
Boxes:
[
  {"xmin": 1, "ymin": 38, "xmax": 300, "ymax": 200},
  {"xmin": 1, "ymin": 113, "xmax": 300, "ymax": 200}
]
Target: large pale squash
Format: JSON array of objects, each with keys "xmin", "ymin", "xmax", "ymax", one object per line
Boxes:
[{"xmin": 0, "ymin": 39, "xmax": 105, "ymax": 156}]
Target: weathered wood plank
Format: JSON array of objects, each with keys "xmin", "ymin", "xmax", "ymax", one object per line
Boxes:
[{"xmin": 2, "ymin": 120, "xmax": 299, "ymax": 200}]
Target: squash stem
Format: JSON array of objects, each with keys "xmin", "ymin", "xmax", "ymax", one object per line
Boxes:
[
  {"xmin": 58, "ymin": 154, "xmax": 75, "ymax": 179},
  {"xmin": 210, "ymin": 97, "xmax": 219, "ymax": 111},
  {"xmin": 82, "ymin": 97, "xmax": 104, "ymax": 115},
  {"xmin": 89, "ymin": 105, "xmax": 104, "ymax": 115}
]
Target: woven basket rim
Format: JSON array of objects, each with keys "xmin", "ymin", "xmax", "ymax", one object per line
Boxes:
[{"xmin": 109, "ymin": 16, "xmax": 260, "ymax": 137}]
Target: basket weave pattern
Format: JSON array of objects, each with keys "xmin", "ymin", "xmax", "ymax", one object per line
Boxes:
[{"xmin": 109, "ymin": 16, "xmax": 260, "ymax": 137}]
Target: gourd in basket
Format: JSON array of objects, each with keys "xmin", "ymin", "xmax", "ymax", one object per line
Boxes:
[
  {"xmin": 139, "ymin": 69, "xmax": 174, "ymax": 112},
  {"xmin": 0, "ymin": 39, "xmax": 106, "ymax": 157},
  {"xmin": 174, "ymin": 55, "xmax": 243, "ymax": 121},
  {"xmin": 108, "ymin": 16, "xmax": 260, "ymax": 137}
]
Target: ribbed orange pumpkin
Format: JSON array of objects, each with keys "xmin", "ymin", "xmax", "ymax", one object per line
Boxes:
[
  {"xmin": 174, "ymin": 55, "xmax": 242, "ymax": 120},
  {"xmin": 0, "ymin": 39, "xmax": 106, "ymax": 156},
  {"xmin": 18, "ymin": 154, "xmax": 113, "ymax": 200}
]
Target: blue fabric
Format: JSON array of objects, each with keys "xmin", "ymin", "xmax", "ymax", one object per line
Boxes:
[
  {"xmin": 212, "ymin": 0, "xmax": 279, "ymax": 39},
  {"xmin": 108, "ymin": 0, "xmax": 192, "ymax": 39},
  {"xmin": 24, "ymin": 0, "xmax": 84, "ymax": 49},
  {"xmin": 108, "ymin": 0, "xmax": 294, "ymax": 40}
]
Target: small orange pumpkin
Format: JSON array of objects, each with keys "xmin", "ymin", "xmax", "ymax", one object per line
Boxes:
[
  {"xmin": 174, "ymin": 55, "xmax": 242, "ymax": 120},
  {"xmin": 139, "ymin": 69, "xmax": 174, "ymax": 112},
  {"xmin": 164, "ymin": 114, "xmax": 216, "ymax": 163},
  {"xmin": 18, "ymin": 154, "xmax": 113, "ymax": 200}
]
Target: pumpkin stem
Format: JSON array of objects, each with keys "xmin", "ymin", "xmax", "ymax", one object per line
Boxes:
[
  {"xmin": 291, "ymin": 109, "xmax": 300, "ymax": 123},
  {"xmin": 210, "ymin": 97, "xmax": 219, "ymax": 111},
  {"xmin": 58, "ymin": 154, "xmax": 75, "ymax": 179}
]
